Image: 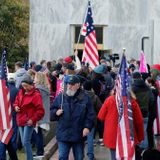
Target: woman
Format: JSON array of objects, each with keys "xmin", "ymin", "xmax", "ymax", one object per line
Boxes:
[
  {"xmin": 14, "ymin": 74, "xmax": 44, "ymax": 160},
  {"xmin": 33, "ymin": 72, "xmax": 50, "ymax": 157},
  {"xmin": 98, "ymin": 90, "xmax": 144, "ymax": 160}
]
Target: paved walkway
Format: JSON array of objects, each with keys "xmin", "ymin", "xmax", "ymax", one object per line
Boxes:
[
  {"xmin": 50, "ymin": 144, "xmax": 111, "ymax": 160},
  {"xmin": 50, "ymin": 136, "xmax": 160, "ymax": 160},
  {"xmin": 17, "ymin": 136, "xmax": 160, "ymax": 160}
]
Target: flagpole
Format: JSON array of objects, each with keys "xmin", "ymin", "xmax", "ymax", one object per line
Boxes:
[{"xmin": 74, "ymin": 0, "xmax": 89, "ymax": 53}]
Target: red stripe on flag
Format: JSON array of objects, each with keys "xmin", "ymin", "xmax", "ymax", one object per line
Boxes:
[
  {"xmin": 2, "ymin": 80, "xmax": 11, "ymax": 129},
  {"xmin": 124, "ymin": 99, "xmax": 135, "ymax": 158},
  {"xmin": 88, "ymin": 32, "xmax": 98, "ymax": 56},
  {"xmin": 84, "ymin": 47, "xmax": 97, "ymax": 67},
  {"xmin": 0, "ymin": 106, "xmax": 2, "ymax": 130},
  {"xmin": 116, "ymin": 100, "xmax": 135, "ymax": 159},
  {"xmin": 117, "ymin": 126, "xmax": 124, "ymax": 157},
  {"xmin": 81, "ymin": 1, "xmax": 99, "ymax": 69},
  {"xmin": 0, "ymin": 128, "xmax": 13, "ymax": 144},
  {"xmin": 0, "ymin": 80, "xmax": 13, "ymax": 144},
  {"xmin": 86, "ymin": 36, "xmax": 99, "ymax": 60}
]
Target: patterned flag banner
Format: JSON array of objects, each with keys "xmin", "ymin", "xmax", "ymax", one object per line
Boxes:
[
  {"xmin": 55, "ymin": 79, "xmax": 64, "ymax": 97},
  {"xmin": 81, "ymin": 0, "xmax": 99, "ymax": 69},
  {"xmin": 115, "ymin": 54, "xmax": 135, "ymax": 160},
  {"xmin": 0, "ymin": 50, "xmax": 13, "ymax": 144},
  {"xmin": 139, "ymin": 51, "xmax": 148, "ymax": 73}
]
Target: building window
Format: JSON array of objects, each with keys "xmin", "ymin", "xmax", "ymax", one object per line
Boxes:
[
  {"xmin": 74, "ymin": 26, "xmax": 103, "ymax": 44},
  {"xmin": 73, "ymin": 25, "xmax": 107, "ymax": 60}
]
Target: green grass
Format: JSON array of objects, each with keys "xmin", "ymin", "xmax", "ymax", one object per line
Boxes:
[
  {"xmin": 17, "ymin": 149, "xmax": 25, "ymax": 159},
  {"xmin": 17, "ymin": 147, "xmax": 36, "ymax": 159}
]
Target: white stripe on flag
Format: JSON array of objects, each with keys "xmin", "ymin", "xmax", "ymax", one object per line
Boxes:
[
  {"xmin": 120, "ymin": 116, "xmax": 128, "ymax": 157},
  {"xmin": 86, "ymin": 36, "xmax": 98, "ymax": 57},
  {"xmin": 85, "ymin": 42, "xmax": 98, "ymax": 64},
  {"xmin": 0, "ymin": 80, "xmax": 7, "ymax": 129}
]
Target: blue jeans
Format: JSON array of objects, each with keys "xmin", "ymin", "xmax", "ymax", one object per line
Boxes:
[
  {"xmin": 11, "ymin": 116, "xmax": 18, "ymax": 151},
  {"xmin": 110, "ymin": 149, "xmax": 116, "ymax": 160},
  {"xmin": 139, "ymin": 118, "xmax": 148, "ymax": 149},
  {"xmin": 58, "ymin": 141, "xmax": 84, "ymax": 160},
  {"xmin": 0, "ymin": 140, "xmax": 18, "ymax": 160},
  {"xmin": 0, "ymin": 142, "xmax": 6, "ymax": 160},
  {"xmin": 0, "ymin": 122, "xmax": 18, "ymax": 160},
  {"xmin": 32, "ymin": 127, "xmax": 44, "ymax": 155},
  {"xmin": 87, "ymin": 128, "xmax": 95, "ymax": 160},
  {"xmin": 19, "ymin": 126, "xmax": 34, "ymax": 160}
]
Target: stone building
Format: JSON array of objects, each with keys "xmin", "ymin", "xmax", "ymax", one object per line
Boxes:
[{"xmin": 29, "ymin": 0, "xmax": 160, "ymax": 64}]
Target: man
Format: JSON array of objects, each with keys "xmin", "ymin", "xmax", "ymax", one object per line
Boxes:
[
  {"xmin": 30, "ymin": 61, "xmax": 36, "ymax": 70},
  {"xmin": 15, "ymin": 61, "xmax": 27, "ymax": 89},
  {"xmin": 131, "ymin": 71, "xmax": 154, "ymax": 149},
  {"xmin": 50, "ymin": 75, "xmax": 95, "ymax": 160}
]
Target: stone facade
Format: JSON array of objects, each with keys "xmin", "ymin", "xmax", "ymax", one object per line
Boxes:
[{"xmin": 29, "ymin": 0, "xmax": 160, "ymax": 64}]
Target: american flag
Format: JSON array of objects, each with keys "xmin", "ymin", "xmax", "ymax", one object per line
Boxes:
[
  {"xmin": 0, "ymin": 50, "xmax": 13, "ymax": 144},
  {"xmin": 115, "ymin": 54, "xmax": 135, "ymax": 160},
  {"xmin": 81, "ymin": 0, "xmax": 99, "ymax": 69}
]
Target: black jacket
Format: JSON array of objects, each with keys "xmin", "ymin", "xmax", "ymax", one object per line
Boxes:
[{"xmin": 132, "ymin": 79, "xmax": 154, "ymax": 118}]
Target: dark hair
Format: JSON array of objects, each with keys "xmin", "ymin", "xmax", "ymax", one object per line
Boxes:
[
  {"xmin": 15, "ymin": 61, "xmax": 23, "ymax": 68},
  {"xmin": 132, "ymin": 71, "xmax": 142, "ymax": 79},
  {"xmin": 47, "ymin": 61, "xmax": 52, "ymax": 70},
  {"xmin": 146, "ymin": 77, "xmax": 156, "ymax": 87},
  {"xmin": 143, "ymin": 149, "xmax": 160, "ymax": 160},
  {"xmin": 40, "ymin": 60, "xmax": 46, "ymax": 65}
]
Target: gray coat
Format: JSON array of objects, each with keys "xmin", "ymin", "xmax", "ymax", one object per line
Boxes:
[{"xmin": 36, "ymin": 84, "xmax": 50, "ymax": 124}]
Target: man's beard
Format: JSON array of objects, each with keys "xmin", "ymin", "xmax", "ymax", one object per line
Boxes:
[{"xmin": 66, "ymin": 89, "xmax": 77, "ymax": 96}]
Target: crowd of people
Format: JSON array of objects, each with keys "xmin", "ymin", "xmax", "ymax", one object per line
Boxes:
[{"xmin": 0, "ymin": 54, "xmax": 160, "ymax": 160}]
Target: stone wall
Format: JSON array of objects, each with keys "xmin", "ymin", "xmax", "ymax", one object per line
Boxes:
[{"xmin": 29, "ymin": 0, "xmax": 160, "ymax": 64}]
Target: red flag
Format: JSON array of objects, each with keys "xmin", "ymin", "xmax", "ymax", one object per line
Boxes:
[
  {"xmin": 0, "ymin": 50, "xmax": 13, "ymax": 144},
  {"xmin": 81, "ymin": 1, "xmax": 99, "ymax": 69}
]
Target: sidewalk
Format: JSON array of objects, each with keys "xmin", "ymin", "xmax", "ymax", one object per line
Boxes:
[
  {"xmin": 16, "ymin": 136, "xmax": 160, "ymax": 160},
  {"xmin": 50, "ymin": 144, "xmax": 111, "ymax": 160}
]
